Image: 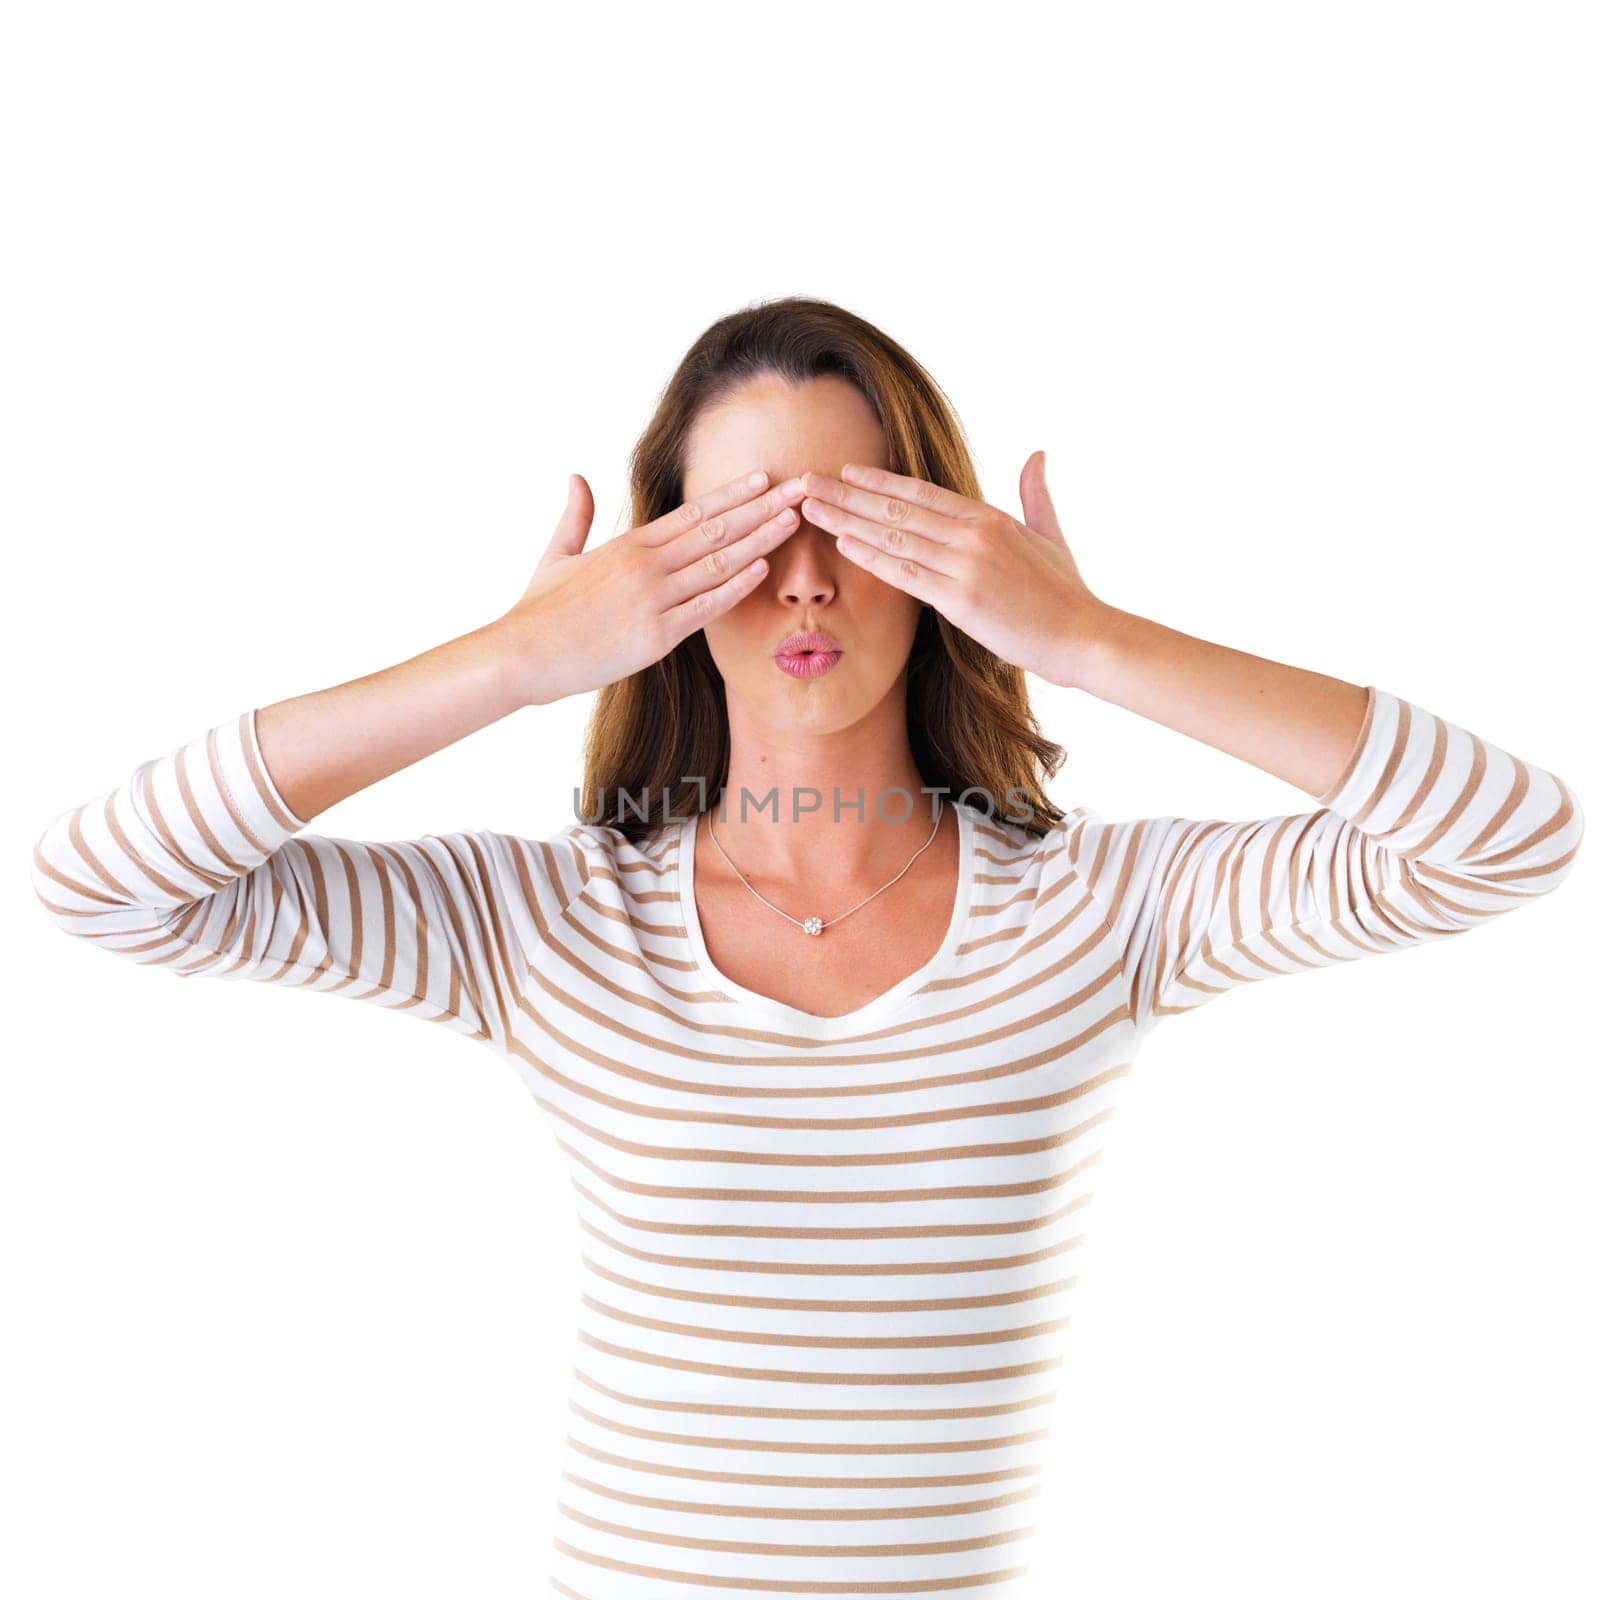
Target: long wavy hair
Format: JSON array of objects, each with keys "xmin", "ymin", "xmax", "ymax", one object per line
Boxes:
[{"xmin": 578, "ymin": 295, "xmax": 1068, "ymax": 846}]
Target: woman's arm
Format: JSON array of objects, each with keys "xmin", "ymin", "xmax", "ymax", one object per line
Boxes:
[
  {"xmin": 1055, "ymin": 606, "xmax": 1585, "ymax": 1031},
  {"xmin": 27, "ymin": 617, "xmax": 587, "ymax": 1050},
  {"xmin": 1066, "ymin": 605, "xmax": 1373, "ymax": 799},
  {"xmin": 790, "ymin": 461, "xmax": 1584, "ymax": 1029},
  {"xmin": 250, "ymin": 618, "xmax": 527, "ymax": 826},
  {"xmin": 28, "ymin": 467, "xmax": 800, "ymax": 1047}
]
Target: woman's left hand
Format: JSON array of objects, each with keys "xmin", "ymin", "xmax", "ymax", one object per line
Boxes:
[{"xmin": 797, "ymin": 452, "xmax": 1106, "ymax": 687}]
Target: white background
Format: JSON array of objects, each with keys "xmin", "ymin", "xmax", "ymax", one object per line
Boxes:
[{"xmin": 4, "ymin": 4, "xmax": 1596, "ymax": 1596}]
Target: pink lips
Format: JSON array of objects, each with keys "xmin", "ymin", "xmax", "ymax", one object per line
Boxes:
[{"xmin": 774, "ymin": 629, "xmax": 844, "ymax": 679}]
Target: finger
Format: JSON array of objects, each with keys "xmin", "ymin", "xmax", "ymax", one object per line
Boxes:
[
  {"xmin": 658, "ymin": 545, "xmax": 774, "ymax": 644},
  {"xmin": 832, "ymin": 528, "xmax": 956, "ymax": 613},
  {"xmin": 660, "ymin": 476, "xmax": 807, "ymax": 575},
  {"xmin": 1019, "ymin": 451, "xmax": 1067, "ymax": 548},
  {"xmin": 797, "ymin": 469, "xmax": 962, "ymax": 547},
  {"xmin": 537, "ymin": 474, "xmax": 593, "ymax": 569},
  {"xmin": 800, "ymin": 492, "xmax": 961, "ymax": 577},
  {"xmin": 836, "ymin": 462, "xmax": 983, "ymax": 522},
  {"xmin": 660, "ymin": 502, "xmax": 800, "ymax": 609},
  {"xmin": 636, "ymin": 468, "xmax": 782, "ymax": 548}
]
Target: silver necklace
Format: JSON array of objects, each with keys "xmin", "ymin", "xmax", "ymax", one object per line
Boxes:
[{"xmin": 704, "ymin": 802, "xmax": 948, "ymax": 937}]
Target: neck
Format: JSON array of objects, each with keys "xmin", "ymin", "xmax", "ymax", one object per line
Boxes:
[{"xmin": 710, "ymin": 688, "xmax": 940, "ymax": 890}]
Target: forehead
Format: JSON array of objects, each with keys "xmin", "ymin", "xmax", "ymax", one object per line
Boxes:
[{"xmin": 681, "ymin": 373, "xmax": 888, "ymax": 492}]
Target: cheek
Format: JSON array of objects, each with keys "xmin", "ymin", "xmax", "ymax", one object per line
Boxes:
[
  {"xmin": 836, "ymin": 601, "xmax": 919, "ymax": 693},
  {"xmin": 700, "ymin": 606, "xmax": 766, "ymax": 679},
  {"xmin": 860, "ymin": 589, "xmax": 923, "ymax": 652}
]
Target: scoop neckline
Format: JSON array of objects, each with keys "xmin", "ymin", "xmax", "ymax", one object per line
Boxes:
[{"xmin": 676, "ymin": 798, "xmax": 974, "ymax": 1035}]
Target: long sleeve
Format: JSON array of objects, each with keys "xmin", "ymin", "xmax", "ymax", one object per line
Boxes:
[
  {"xmin": 1058, "ymin": 684, "xmax": 1585, "ymax": 1033},
  {"xmin": 28, "ymin": 706, "xmax": 585, "ymax": 1051}
]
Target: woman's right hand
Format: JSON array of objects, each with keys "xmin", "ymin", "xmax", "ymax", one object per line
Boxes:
[{"xmin": 496, "ymin": 468, "xmax": 806, "ymax": 707}]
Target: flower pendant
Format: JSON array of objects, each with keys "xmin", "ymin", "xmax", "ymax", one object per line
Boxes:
[{"xmin": 802, "ymin": 915, "xmax": 823, "ymax": 937}]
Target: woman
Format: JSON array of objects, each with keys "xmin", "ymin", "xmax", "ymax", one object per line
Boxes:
[{"xmin": 30, "ymin": 296, "xmax": 1584, "ymax": 1597}]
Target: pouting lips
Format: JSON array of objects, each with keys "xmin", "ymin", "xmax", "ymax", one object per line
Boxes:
[{"xmin": 774, "ymin": 629, "xmax": 844, "ymax": 658}]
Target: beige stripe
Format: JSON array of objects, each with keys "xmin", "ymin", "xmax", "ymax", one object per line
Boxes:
[
  {"xmin": 517, "ymin": 1037, "xmax": 1132, "ymax": 1131},
  {"xmin": 580, "ymin": 1214, "xmax": 1083, "ymax": 1277},
  {"xmin": 1474, "ymin": 762, "xmax": 1580, "ymax": 869},
  {"xmin": 562, "ymin": 1472, "xmax": 1042, "ymax": 1522},
  {"xmin": 558, "ymin": 1135, "xmax": 1102, "ymax": 1206},
  {"xmin": 1348, "ymin": 696, "xmax": 1415, "ymax": 832},
  {"xmin": 565, "ymin": 1436, "xmax": 1044, "ymax": 1490},
  {"xmin": 583, "ymin": 1295, "xmax": 1069, "ymax": 1352},
  {"xmin": 1411, "ymin": 717, "xmax": 1479, "ymax": 857},
  {"xmin": 581, "ymin": 1256, "xmax": 1078, "ymax": 1315},
  {"xmin": 204, "ymin": 719, "xmax": 278, "ymax": 857},
  {"xmin": 237, "ymin": 708, "xmax": 304, "ymax": 833},
  {"xmin": 508, "ymin": 954, "xmax": 1127, "ymax": 1096},
  {"xmin": 1417, "ymin": 855, "xmax": 1563, "ymax": 895},
  {"xmin": 1317, "ymin": 683, "xmax": 1377, "ymax": 802},
  {"xmin": 570, "ymin": 1402, "xmax": 1050, "ymax": 1458},
  {"xmin": 577, "ymin": 1330, "xmax": 1063, "ymax": 1387},
  {"xmin": 571, "ymin": 1177, "xmax": 1091, "ymax": 1241},
  {"xmin": 172, "ymin": 735, "xmax": 251, "ymax": 879},
  {"xmin": 1139, "ymin": 818, "xmax": 1220, "ymax": 1023},
  {"xmin": 438, "ymin": 835, "xmax": 512, "ymax": 1030},
  {"xmin": 558, "ymin": 1501, "xmax": 1035, "ymax": 1557},
  {"xmin": 554, "ymin": 1541, "xmax": 1029, "ymax": 1591},
  {"xmin": 544, "ymin": 1093, "xmax": 1116, "ymax": 1169},
  {"xmin": 571, "ymin": 1369, "xmax": 1057, "ymax": 1422}
]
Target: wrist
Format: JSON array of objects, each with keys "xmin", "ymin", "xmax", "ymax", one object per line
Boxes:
[
  {"xmin": 1048, "ymin": 599, "xmax": 1135, "ymax": 696},
  {"xmin": 465, "ymin": 612, "xmax": 551, "ymax": 715},
  {"xmin": 491, "ymin": 604, "xmax": 584, "ymax": 711}
]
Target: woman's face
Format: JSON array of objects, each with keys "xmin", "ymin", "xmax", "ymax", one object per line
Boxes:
[{"xmin": 680, "ymin": 373, "xmax": 923, "ymax": 738}]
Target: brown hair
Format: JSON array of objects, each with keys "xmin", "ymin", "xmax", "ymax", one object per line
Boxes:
[{"xmin": 578, "ymin": 295, "xmax": 1068, "ymax": 845}]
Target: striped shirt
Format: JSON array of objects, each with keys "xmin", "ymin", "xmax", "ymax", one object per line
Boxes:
[{"xmin": 29, "ymin": 684, "xmax": 1583, "ymax": 1597}]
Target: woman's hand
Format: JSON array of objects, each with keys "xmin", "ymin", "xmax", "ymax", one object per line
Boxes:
[
  {"xmin": 497, "ymin": 468, "xmax": 807, "ymax": 706},
  {"xmin": 796, "ymin": 451, "xmax": 1107, "ymax": 687}
]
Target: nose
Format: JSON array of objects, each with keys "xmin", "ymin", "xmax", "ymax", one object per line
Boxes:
[{"xmin": 770, "ymin": 520, "xmax": 838, "ymax": 606}]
